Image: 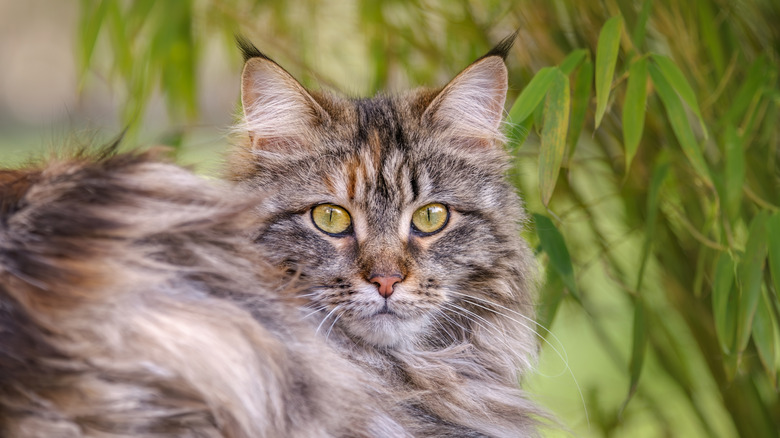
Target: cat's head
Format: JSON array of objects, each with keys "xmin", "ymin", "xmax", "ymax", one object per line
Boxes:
[{"xmin": 230, "ymin": 36, "xmax": 536, "ymax": 352}]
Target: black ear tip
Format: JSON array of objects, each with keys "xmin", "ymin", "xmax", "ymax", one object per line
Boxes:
[
  {"xmin": 235, "ymin": 35, "xmax": 270, "ymax": 62},
  {"xmin": 481, "ymin": 30, "xmax": 518, "ymax": 61}
]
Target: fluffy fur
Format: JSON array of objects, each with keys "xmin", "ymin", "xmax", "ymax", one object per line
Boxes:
[
  {"xmin": 0, "ymin": 146, "xmax": 409, "ymax": 437},
  {"xmin": 230, "ymin": 35, "xmax": 545, "ymax": 437},
  {"xmin": 0, "ymin": 35, "xmax": 546, "ymax": 437}
]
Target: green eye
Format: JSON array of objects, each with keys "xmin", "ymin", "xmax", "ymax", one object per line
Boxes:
[
  {"xmin": 311, "ymin": 204, "xmax": 352, "ymax": 236},
  {"xmin": 411, "ymin": 203, "xmax": 449, "ymax": 235}
]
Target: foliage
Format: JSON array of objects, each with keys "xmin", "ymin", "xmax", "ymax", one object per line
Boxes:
[{"xmin": 78, "ymin": 0, "xmax": 780, "ymax": 436}]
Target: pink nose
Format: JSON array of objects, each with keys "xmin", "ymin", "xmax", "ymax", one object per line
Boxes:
[{"xmin": 369, "ymin": 275, "xmax": 402, "ymax": 298}]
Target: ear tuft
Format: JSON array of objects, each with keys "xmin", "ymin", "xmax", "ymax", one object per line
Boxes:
[
  {"xmin": 235, "ymin": 35, "xmax": 270, "ymax": 62},
  {"xmin": 480, "ymin": 30, "xmax": 518, "ymax": 61}
]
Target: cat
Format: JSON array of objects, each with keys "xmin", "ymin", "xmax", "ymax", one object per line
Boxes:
[
  {"xmin": 229, "ymin": 34, "xmax": 545, "ymax": 437},
  {"xmin": 0, "ymin": 34, "xmax": 547, "ymax": 437},
  {"xmin": 0, "ymin": 145, "xmax": 409, "ymax": 437}
]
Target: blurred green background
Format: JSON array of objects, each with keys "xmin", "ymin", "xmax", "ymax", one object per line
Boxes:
[{"xmin": 2, "ymin": 1, "xmax": 779, "ymax": 436}]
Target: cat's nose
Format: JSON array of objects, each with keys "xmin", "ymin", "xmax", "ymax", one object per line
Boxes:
[{"xmin": 369, "ymin": 275, "xmax": 403, "ymax": 298}]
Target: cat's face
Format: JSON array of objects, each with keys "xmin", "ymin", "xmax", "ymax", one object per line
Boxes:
[{"xmin": 231, "ymin": 45, "xmax": 534, "ymax": 349}]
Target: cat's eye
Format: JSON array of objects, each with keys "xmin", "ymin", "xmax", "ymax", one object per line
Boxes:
[
  {"xmin": 311, "ymin": 204, "xmax": 352, "ymax": 236},
  {"xmin": 411, "ymin": 203, "xmax": 449, "ymax": 235}
]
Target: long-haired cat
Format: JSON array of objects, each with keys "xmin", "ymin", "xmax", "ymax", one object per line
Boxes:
[
  {"xmin": 230, "ymin": 34, "xmax": 544, "ymax": 436},
  {"xmin": 0, "ymin": 145, "xmax": 408, "ymax": 437}
]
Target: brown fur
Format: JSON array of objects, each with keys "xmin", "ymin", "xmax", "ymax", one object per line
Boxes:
[
  {"xmin": 231, "ymin": 36, "xmax": 547, "ymax": 437},
  {"xmin": 0, "ymin": 146, "xmax": 408, "ymax": 437}
]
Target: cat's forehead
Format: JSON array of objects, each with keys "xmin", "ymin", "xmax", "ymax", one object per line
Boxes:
[
  {"xmin": 353, "ymin": 98, "xmax": 407, "ymax": 150},
  {"xmin": 316, "ymin": 95, "xmax": 427, "ymax": 185},
  {"xmin": 317, "ymin": 91, "xmax": 432, "ymax": 151},
  {"xmin": 299, "ymin": 93, "xmax": 505, "ymax": 207}
]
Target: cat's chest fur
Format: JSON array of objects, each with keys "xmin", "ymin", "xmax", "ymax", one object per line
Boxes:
[{"xmin": 325, "ymin": 326, "xmax": 538, "ymax": 437}]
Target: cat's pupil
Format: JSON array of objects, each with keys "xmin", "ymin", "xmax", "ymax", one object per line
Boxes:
[
  {"xmin": 311, "ymin": 204, "xmax": 351, "ymax": 236},
  {"xmin": 411, "ymin": 203, "xmax": 448, "ymax": 235}
]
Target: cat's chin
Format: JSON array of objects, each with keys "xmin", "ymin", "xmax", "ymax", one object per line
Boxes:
[{"xmin": 347, "ymin": 313, "xmax": 426, "ymax": 348}]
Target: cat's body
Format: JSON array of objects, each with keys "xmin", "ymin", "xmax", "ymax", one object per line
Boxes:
[
  {"xmin": 230, "ymin": 36, "xmax": 543, "ymax": 436},
  {"xmin": 0, "ymin": 147, "xmax": 408, "ymax": 437}
]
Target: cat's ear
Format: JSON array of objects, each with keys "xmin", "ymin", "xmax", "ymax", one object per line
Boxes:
[
  {"xmin": 238, "ymin": 38, "xmax": 329, "ymax": 151},
  {"xmin": 423, "ymin": 33, "xmax": 516, "ymax": 145}
]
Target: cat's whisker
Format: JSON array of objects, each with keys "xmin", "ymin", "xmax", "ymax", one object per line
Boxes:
[
  {"xmin": 316, "ymin": 305, "xmax": 342, "ymax": 336},
  {"xmin": 446, "ymin": 293, "xmax": 554, "ymax": 371},
  {"xmin": 440, "ymin": 302, "xmax": 521, "ymax": 359},
  {"xmin": 442, "ymin": 302, "xmax": 504, "ymax": 337},
  {"xmin": 435, "ymin": 322, "xmax": 461, "ymax": 345},
  {"xmin": 446, "ymin": 293, "xmax": 589, "ymax": 425},
  {"xmin": 444, "ymin": 291, "xmax": 544, "ymax": 343},
  {"xmin": 296, "ymin": 285, "xmax": 344, "ymax": 299},
  {"xmin": 296, "ymin": 291, "xmax": 321, "ymax": 299},
  {"xmin": 302, "ymin": 304, "xmax": 328, "ymax": 320},
  {"xmin": 446, "ymin": 290, "xmax": 568, "ymax": 361},
  {"xmin": 454, "ymin": 296, "xmax": 559, "ymax": 360},
  {"xmin": 325, "ymin": 310, "xmax": 343, "ymax": 342},
  {"xmin": 442, "ymin": 298, "xmax": 584, "ymax": 425},
  {"xmin": 430, "ymin": 308, "xmax": 469, "ymax": 344},
  {"xmin": 439, "ymin": 309, "xmax": 471, "ymax": 337},
  {"xmin": 438, "ymin": 303, "xmax": 484, "ymax": 336},
  {"xmin": 446, "ymin": 291, "xmax": 549, "ymax": 331}
]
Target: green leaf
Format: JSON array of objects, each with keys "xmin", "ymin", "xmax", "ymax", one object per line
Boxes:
[
  {"xmin": 752, "ymin": 286, "xmax": 777, "ymax": 386},
  {"xmin": 723, "ymin": 56, "xmax": 767, "ymax": 126},
  {"xmin": 533, "ymin": 214, "xmax": 580, "ymax": 302},
  {"xmin": 723, "ymin": 125, "xmax": 745, "ymax": 222},
  {"xmin": 759, "ymin": 95, "xmax": 779, "ymax": 146},
  {"xmin": 567, "ymin": 60, "xmax": 593, "ymax": 160},
  {"xmin": 713, "ymin": 252, "xmax": 737, "ymax": 354},
  {"xmin": 648, "ymin": 62, "xmax": 712, "ymax": 185},
  {"xmin": 768, "ymin": 212, "xmax": 780, "ymax": 305},
  {"xmin": 155, "ymin": 1, "xmax": 198, "ymax": 120},
  {"xmin": 539, "ymin": 68, "xmax": 570, "ymax": 206},
  {"xmin": 630, "ymin": 0, "xmax": 653, "ymax": 49},
  {"xmin": 559, "ymin": 49, "xmax": 588, "ymax": 75},
  {"xmin": 77, "ymin": 0, "xmax": 110, "ymax": 79},
  {"xmin": 625, "ymin": 296, "xmax": 648, "ymax": 407},
  {"xmin": 622, "ymin": 57, "xmax": 648, "ymax": 172},
  {"xmin": 740, "ymin": 67, "xmax": 777, "ymax": 141},
  {"xmin": 595, "ymin": 16, "xmax": 623, "ymax": 129},
  {"xmin": 533, "ymin": 93, "xmax": 546, "ymax": 134},
  {"xmin": 697, "ymin": 0, "xmax": 724, "ymax": 76},
  {"xmin": 537, "ymin": 266, "xmax": 565, "ymax": 332},
  {"xmin": 736, "ymin": 211, "xmax": 770, "ymax": 356},
  {"xmin": 643, "ymin": 152, "xmax": 668, "ymax": 234},
  {"xmin": 107, "ymin": 0, "xmax": 132, "ymax": 77},
  {"xmin": 636, "ymin": 151, "xmax": 669, "ymax": 291},
  {"xmin": 506, "ymin": 67, "xmax": 556, "ymax": 125},
  {"xmin": 624, "ymin": 152, "xmax": 667, "ymax": 407},
  {"xmin": 126, "ymin": 0, "xmax": 156, "ymax": 32},
  {"xmin": 650, "ymin": 54, "xmax": 708, "ymax": 138}
]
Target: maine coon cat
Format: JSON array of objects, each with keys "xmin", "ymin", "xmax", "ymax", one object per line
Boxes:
[
  {"xmin": 0, "ymin": 146, "xmax": 408, "ymax": 437},
  {"xmin": 230, "ymin": 35, "xmax": 544, "ymax": 436},
  {"xmin": 0, "ymin": 34, "xmax": 545, "ymax": 437}
]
